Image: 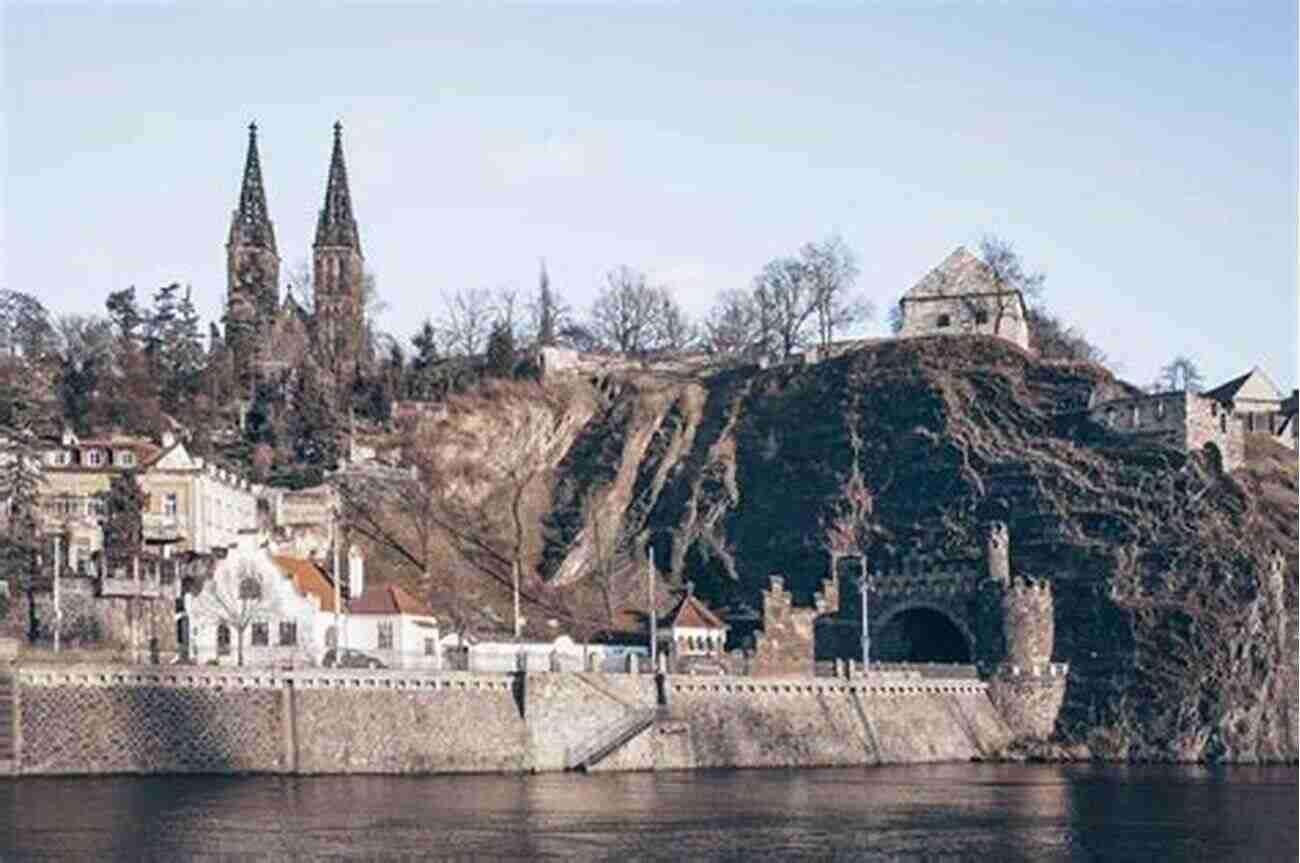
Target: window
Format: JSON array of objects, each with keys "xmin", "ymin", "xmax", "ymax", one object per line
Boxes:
[
  {"xmin": 1220, "ymin": 413, "xmax": 1227, "ymax": 433},
  {"xmin": 974, "ymin": 308, "xmax": 989, "ymax": 325},
  {"xmin": 217, "ymin": 624, "xmax": 232, "ymax": 656},
  {"xmin": 163, "ymin": 493, "xmax": 178, "ymax": 517},
  {"xmin": 325, "ymin": 626, "xmax": 337, "ymax": 649},
  {"xmin": 1105, "ymin": 407, "xmax": 1117, "ymax": 427},
  {"xmin": 1132, "ymin": 405, "xmax": 1140, "ymax": 427},
  {"xmin": 279, "ymin": 621, "xmax": 297, "ymax": 646},
  {"xmin": 239, "ymin": 577, "xmax": 262, "ymax": 601},
  {"xmin": 378, "ymin": 622, "xmax": 394, "ymax": 650},
  {"xmin": 251, "ymin": 622, "xmax": 269, "ymax": 647},
  {"xmin": 85, "ymin": 449, "xmax": 104, "ymax": 467},
  {"xmin": 935, "ymin": 314, "xmax": 952, "ymax": 329},
  {"xmin": 424, "ymin": 638, "xmax": 436, "ymax": 657},
  {"xmin": 116, "ymin": 450, "xmax": 135, "ymax": 467},
  {"xmin": 1156, "ymin": 401, "xmax": 1167, "ymax": 421}
]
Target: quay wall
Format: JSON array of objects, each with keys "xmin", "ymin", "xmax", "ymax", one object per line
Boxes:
[{"xmin": 10, "ymin": 665, "xmax": 1014, "ymax": 776}]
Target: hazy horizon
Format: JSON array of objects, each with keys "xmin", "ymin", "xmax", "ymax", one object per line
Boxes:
[{"xmin": 4, "ymin": 3, "xmax": 1296, "ymax": 391}]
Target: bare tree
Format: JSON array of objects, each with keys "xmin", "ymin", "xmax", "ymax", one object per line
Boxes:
[
  {"xmin": 1155, "ymin": 356, "xmax": 1204, "ymax": 393},
  {"xmin": 589, "ymin": 266, "xmax": 672, "ymax": 355},
  {"xmin": 438, "ymin": 288, "xmax": 496, "ymax": 358},
  {"xmin": 703, "ymin": 288, "xmax": 762, "ymax": 357},
  {"xmin": 1026, "ymin": 307, "xmax": 1108, "ymax": 365},
  {"xmin": 801, "ymin": 236, "xmax": 870, "ymax": 349},
  {"xmin": 976, "ymin": 235, "xmax": 1045, "ymax": 337},
  {"xmin": 752, "ymin": 256, "xmax": 816, "ymax": 360},
  {"xmin": 190, "ymin": 559, "xmax": 279, "ymax": 667}
]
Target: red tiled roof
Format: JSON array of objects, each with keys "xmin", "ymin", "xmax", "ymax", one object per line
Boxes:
[
  {"xmin": 271, "ymin": 555, "xmax": 336, "ymax": 612},
  {"xmin": 348, "ymin": 584, "xmax": 433, "ymax": 617},
  {"xmin": 662, "ymin": 591, "xmax": 725, "ymax": 630}
]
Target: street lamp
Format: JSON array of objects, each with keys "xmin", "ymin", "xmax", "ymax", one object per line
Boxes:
[{"xmin": 858, "ymin": 567, "xmax": 873, "ymax": 675}]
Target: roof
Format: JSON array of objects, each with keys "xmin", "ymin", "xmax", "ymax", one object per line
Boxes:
[
  {"xmin": 902, "ymin": 246, "xmax": 1013, "ymax": 302},
  {"xmin": 1203, "ymin": 367, "xmax": 1283, "ymax": 406},
  {"xmin": 661, "ymin": 589, "xmax": 725, "ymax": 630},
  {"xmin": 271, "ymin": 555, "xmax": 336, "ymax": 612},
  {"xmin": 347, "ymin": 584, "xmax": 434, "ymax": 617}
]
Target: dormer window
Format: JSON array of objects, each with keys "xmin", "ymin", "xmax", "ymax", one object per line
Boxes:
[
  {"xmin": 85, "ymin": 449, "xmax": 105, "ymax": 468},
  {"xmin": 116, "ymin": 450, "xmax": 136, "ymax": 467}
]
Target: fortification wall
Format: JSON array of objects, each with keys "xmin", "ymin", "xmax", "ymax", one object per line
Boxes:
[
  {"xmin": 598, "ymin": 676, "xmax": 1011, "ymax": 771},
  {"xmin": 11, "ymin": 666, "xmax": 1014, "ymax": 777}
]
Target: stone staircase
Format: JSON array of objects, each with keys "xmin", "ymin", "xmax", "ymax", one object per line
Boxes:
[{"xmin": 564, "ymin": 707, "xmax": 657, "ymax": 772}]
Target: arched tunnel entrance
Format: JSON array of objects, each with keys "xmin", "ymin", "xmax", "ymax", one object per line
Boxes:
[{"xmin": 874, "ymin": 607, "xmax": 972, "ymax": 664}]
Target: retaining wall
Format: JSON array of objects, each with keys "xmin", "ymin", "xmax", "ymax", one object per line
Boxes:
[{"xmin": 10, "ymin": 665, "xmax": 1014, "ymax": 776}]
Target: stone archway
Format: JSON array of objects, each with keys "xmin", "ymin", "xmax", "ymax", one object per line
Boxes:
[{"xmin": 872, "ymin": 603, "xmax": 973, "ymax": 664}]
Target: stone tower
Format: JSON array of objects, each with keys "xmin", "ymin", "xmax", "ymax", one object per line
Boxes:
[
  {"xmin": 986, "ymin": 521, "xmax": 1010, "ymax": 585},
  {"xmin": 225, "ymin": 122, "xmax": 280, "ymax": 387},
  {"xmin": 312, "ymin": 121, "xmax": 365, "ymax": 387}
]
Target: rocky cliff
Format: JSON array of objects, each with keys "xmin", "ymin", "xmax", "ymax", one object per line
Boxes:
[{"xmin": 370, "ymin": 336, "xmax": 1297, "ymax": 762}]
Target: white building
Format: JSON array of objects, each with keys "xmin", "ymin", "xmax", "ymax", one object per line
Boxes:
[
  {"xmin": 345, "ymin": 583, "xmax": 442, "ymax": 670},
  {"xmin": 658, "ymin": 585, "xmax": 728, "ymax": 665},
  {"xmin": 187, "ymin": 549, "xmax": 336, "ymax": 667}
]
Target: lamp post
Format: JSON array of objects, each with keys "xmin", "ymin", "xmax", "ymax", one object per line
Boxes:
[
  {"xmin": 647, "ymin": 547, "xmax": 657, "ymax": 674},
  {"xmin": 331, "ymin": 505, "xmax": 343, "ymax": 651},
  {"xmin": 858, "ymin": 562, "xmax": 872, "ymax": 675}
]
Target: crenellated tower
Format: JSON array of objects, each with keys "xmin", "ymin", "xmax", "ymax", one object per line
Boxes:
[
  {"xmin": 225, "ymin": 122, "xmax": 281, "ymax": 387},
  {"xmin": 312, "ymin": 121, "xmax": 365, "ymax": 389}
]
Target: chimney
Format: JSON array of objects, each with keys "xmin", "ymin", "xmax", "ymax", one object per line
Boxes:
[{"xmin": 347, "ymin": 544, "xmax": 365, "ymax": 598}]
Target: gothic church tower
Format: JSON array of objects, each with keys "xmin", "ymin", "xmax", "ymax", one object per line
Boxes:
[
  {"xmin": 312, "ymin": 122, "xmax": 365, "ymax": 388},
  {"xmin": 225, "ymin": 122, "xmax": 280, "ymax": 387}
]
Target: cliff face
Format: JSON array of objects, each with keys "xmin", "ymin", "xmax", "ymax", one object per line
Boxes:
[{"xmin": 380, "ymin": 337, "xmax": 1298, "ymax": 762}]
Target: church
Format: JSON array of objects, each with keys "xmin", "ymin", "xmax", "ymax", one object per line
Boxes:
[{"xmin": 224, "ymin": 122, "xmax": 367, "ymax": 389}]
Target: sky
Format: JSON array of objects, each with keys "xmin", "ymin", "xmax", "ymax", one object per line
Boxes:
[{"xmin": 3, "ymin": 2, "xmax": 1297, "ymax": 391}]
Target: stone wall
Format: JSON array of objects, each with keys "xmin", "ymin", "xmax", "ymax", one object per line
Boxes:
[
  {"xmin": 750, "ymin": 576, "xmax": 838, "ymax": 676},
  {"xmin": 12, "ymin": 665, "xmax": 1014, "ymax": 776},
  {"xmin": 1088, "ymin": 391, "xmax": 1243, "ymax": 470},
  {"xmin": 598, "ymin": 675, "xmax": 1012, "ymax": 771},
  {"xmin": 22, "ymin": 578, "xmax": 180, "ymax": 653}
]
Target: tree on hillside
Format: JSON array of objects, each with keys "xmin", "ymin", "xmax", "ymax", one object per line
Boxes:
[
  {"xmin": 703, "ymin": 288, "xmax": 762, "ymax": 357},
  {"xmin": 975, "ymin": 235, "xmax": 1046, "ymax": 337},
  {"xmin": 802, "ymin": 236, "xmax": 870, "ymax": 349},
  {"xmin": 1155, "ymin": 356, "xmax": 1204, "ymax": 394},
  {"xmin": 752, "ymin": 256, "xmax": 816, "ymax": 360},
  {"xmin": 588, "ymin": 266, "xmax": 688, "ymax": 356},
  {"xmin": 54, "ymin": 314, "xmax": 114, "ymax": 435},
  {"xmin": 485, "ymin": 320, "xmax": 516, "ymax": 378},
  {"xmin": 0, "ymin": 290, "xmax": 55, "ymax": 360},
  {"xmin": 1025, "ymin": 308, "xmax": 1108, "ymax": 365},
  {"xmin": 439, "ymin": 288, "xmax": 496, "ymax": 358},
  {"xmin": 0, "ymin": 384, "xmax": 48, "ymax": 602},
  {"xmin": 100, "ymin": 471, "xmax": 146, "ymax": 572},
  {"xmin": 530, "ymin": 260, "xmax": 575, "ymax": 348}
]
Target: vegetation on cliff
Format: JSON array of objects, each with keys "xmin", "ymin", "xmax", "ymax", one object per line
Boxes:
[{"xmin": 349, "ymin": 335, "xmax": 1295, "ymax": 763}]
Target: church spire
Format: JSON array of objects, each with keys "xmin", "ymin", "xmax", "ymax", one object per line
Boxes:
[
  {"xmin": 229, "ymin": 121, "xmax": 277, "ymax": 253},
  {"xmin": 314, "ymin": 121, "xmax": 362, "ymax": 254}
]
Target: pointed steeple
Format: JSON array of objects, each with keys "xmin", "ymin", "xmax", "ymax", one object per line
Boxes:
[
  {"xmin": 315, "ymin": 121, "xmax": 362, "ymax": 254},
  {"xmin": 229, "ymin": 121, "xmax": 277, "ymax": 253}
]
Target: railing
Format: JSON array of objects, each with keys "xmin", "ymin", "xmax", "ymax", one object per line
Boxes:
[
  {"xmin": 99, "ymin": 576, "xmax": 162, "ymax": 598},
  {"xmin": 564, "ymin": 707, "xmax": 657, "ymax": 771},
  {"xmin": 142, "ymin": 513, "xmax": 184, "ymax": 541}
]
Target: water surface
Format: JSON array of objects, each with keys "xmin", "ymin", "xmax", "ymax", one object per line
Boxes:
[{"xmin": 6, "ymin": 764, "xmax": 1296, "ymax": 861}]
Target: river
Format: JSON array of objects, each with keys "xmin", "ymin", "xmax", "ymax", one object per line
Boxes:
[{"xmin": 5, "ymin": 764, "xmax": 1296, "ymax": 861}]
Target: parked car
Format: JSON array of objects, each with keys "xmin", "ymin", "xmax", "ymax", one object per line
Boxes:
[{"xmin": 322, "ymin": 648, "xmax": 386, "ymax": 669}]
